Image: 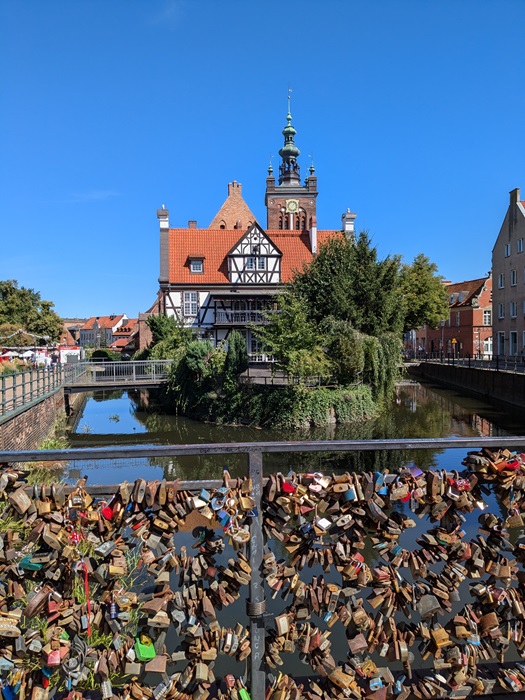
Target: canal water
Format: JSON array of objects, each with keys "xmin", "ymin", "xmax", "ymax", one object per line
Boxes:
[{"xmin": 65, "ymin": 378, "xmax": 524, "ymax": 485}]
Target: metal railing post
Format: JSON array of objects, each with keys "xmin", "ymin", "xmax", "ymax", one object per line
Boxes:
[{"xmin": 247, "ymin": 448, "xmax": 266, "ymax": 700}]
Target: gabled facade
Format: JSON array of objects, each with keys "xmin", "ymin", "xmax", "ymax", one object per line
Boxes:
[
  {"xmin": 109, "ymin": 318, "xmax": 139, "ymax": 355},
  {"xmin": 79, "ymin": 315, "xmax": 128, "ymax": 348},
  {"xmin": 423, "ymin": 276, "xmax": 492, "ymax": 358},
  {"xmin": 492, "ymin": 187, "xmax": 525, "ymax": 356},
  {"xmin": 156, "ymin": 107, "xmax": 357, "ymax": 361}
]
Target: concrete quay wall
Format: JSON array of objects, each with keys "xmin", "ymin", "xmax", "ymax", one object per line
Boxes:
[{"xmin": 409, "ymin": 362, "xmax": 525, "ymax": 410}]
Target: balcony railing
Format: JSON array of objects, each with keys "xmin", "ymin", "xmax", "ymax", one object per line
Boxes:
[{"xmin": 215, "ymin": 311, "xmax": 268, "ymax": 325}]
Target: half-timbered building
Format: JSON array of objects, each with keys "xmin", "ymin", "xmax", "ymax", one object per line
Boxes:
[{"xmin": 156, "ymin": 107, "xmax": 357, "ymax": 362}]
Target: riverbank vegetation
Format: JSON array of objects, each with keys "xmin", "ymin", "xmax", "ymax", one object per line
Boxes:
[{"xmin": 135, "ymin": 233, "xmax": 447, "ymax": 428}]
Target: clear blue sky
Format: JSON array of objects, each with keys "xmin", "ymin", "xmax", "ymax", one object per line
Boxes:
[{"xmin": 1, "ymin": 0, "xmax": 524, "ymax": 320}]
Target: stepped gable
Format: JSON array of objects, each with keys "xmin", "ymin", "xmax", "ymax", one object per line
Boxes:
[{"xmin": 208, "ymin": 181, "xmax": 256, "ymax": 230}]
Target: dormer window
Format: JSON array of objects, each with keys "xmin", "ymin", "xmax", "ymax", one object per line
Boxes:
[{"xmin": 189, "ymin": 256, "xmax": 204, "ymax": 274}]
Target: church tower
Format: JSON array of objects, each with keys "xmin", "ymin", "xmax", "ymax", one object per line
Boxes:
[{"xmin": 265, "ymin": 100, "xmax": 318, "ymax": 231}]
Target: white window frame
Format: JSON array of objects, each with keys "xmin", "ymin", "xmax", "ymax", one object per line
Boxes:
[
  {"xmin": 257, "ymin": 257, "xmax": 266, "ymax": 270},
  {"xmin": 183, "ymin": 291, "xmax": 198, "ymax": 316},
  {"xmin": 505, "ymin": 243, "xmax": 511, "ymax": 257},
  {"xmin": 498, "ymin": 303, "xmax": 505, "ymax": 319},
  {"xmin": 510, "ymin": 331, "xmax": 518, "ymax": 356},
  {"xmin": 190, "ymin": 259, "xmax": 203, "ymax": 274},
  {"xmin": 518, "ymin": 238, "xmax": 524, "ymax": 254},
  {"xmin": 498, "ymin": 273, "xmax": 505, "ymax": 289},
  {"xmin": 510, "ymin": 301, "xmax": 517, "ymax": 318},
  {"xmin": 511, "ymin": 269, "xmax": 517, "ymax": 286},
  {"xmin": 483, "ymin": 310, "xmax": 491, "ymax": 325},
  {"xmin": 246, "ymin": 257, "xmax": 255, "ymax": 270}
]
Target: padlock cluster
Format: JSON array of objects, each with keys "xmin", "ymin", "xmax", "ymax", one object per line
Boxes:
[
  {"xmin": 260, "ymin": 450, "xmax": 525, "ymax": 699},
  {"xmin": 3, "ymin": 447, "xmax": 525, "ymax": 700},
  {"xmin": 0, "ymin": 468, "xmax": 254, "ymax": 700}
]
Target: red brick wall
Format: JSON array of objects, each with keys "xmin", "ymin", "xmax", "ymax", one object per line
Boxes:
[{"xmin": 0, "ymin": 391, "xmax": 65, "ymax": 451}]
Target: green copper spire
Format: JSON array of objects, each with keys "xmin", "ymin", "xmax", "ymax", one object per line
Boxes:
[{"xmin": 278, "ymin": 91, "xmax": 300, "ymax": 185}]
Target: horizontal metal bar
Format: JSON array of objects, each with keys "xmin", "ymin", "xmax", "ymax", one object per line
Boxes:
[{"xmin": 2, "ymin": 435, "xmax": 525, "ymax": 464}]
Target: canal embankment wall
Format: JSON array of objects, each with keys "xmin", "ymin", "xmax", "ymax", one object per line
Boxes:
[
  {"xmin": 408, "ymin": 362, "xmax": 525, "ymax": 410},
  {"xmin": 0, "ymin": 390, "xmax": 64, "ymax": 451},
  {"xmin": 0, "ymin": 389, "xmax": 85, "ymax": 451}
]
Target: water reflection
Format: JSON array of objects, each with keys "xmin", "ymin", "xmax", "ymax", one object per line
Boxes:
[{"xmin": 65, "ymin": 380, "xmax": 525, "ymax": 485}]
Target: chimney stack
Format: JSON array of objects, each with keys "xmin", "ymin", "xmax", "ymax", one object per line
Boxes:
[
  {"xmin": 188, "ymin": 220, "xmax": 197, "ymax": 229},
  {"xmin": 157, "ymin": 206, "xmax": 170, "ymax": 284},
  {"xmin": 510, "ymin": 187, "xmax": 521, "ymax": 207},
  {"xmin": 342, "ymin": 208, "xmax": 357, "ymax": 240}
]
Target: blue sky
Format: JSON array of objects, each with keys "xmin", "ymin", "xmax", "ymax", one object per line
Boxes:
[{"xmin": 1, "ymin": 0, "xmax": 524, "ymax": 320}]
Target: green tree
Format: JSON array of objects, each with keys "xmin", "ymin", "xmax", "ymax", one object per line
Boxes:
[
  {"xmin": 145, "ymin": 315, "xmax": 194, "ymax": 360},
  {"xmin": 147, "ymin": 315, "xmax": 191, "ymax": 344},
  {"xmin": 291, "ymin": 233, "xmax": 405, "ymax": 336},
  {"xmin": 224, "ymin": 330, "xmax": 249, "ymax": 379},
  {"xmin": 399, "ymin": 254, "xmax": 449, "ymax": 332},
  {"xmin": 254, "ymin": 293, "xmax": 332, "ymax": 379},
  {"xmin": 322, "ymin": 319, "xmax": 365, "ymax": 386},
  {"xmin": 0, "ymin": 280, "xmax": 62, "ymax": 343}
]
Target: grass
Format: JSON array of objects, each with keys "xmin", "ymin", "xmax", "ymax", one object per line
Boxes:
[
  {"xmin": 22, "ymin": 412, "xmax": 69, "ymax": 483},
  {"xmin": 0, "ymin": 502, "xmax": 29, "ymax": 536},
  {"xmin": 24, "ymin": 464, "xmax": 64, "ymax": 485}
]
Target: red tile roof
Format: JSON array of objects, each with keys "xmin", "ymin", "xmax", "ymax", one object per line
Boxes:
[
  {"xmin": 81, "ymin": 315, "xmax": 126, "ymax": 330},
  {"xmin": 447, "ymin": 277, "xmax": 490, "ymax": 307},
  {"xmin": 112, "ymin": 319, "xmax": 138, "ymax": 337},
  {"xmin": 167, "ymin": 228, "xmax": 344, "ymax": 284}
]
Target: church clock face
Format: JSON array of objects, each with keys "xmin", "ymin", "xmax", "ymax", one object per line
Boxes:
[{"xmin": 286, "ymin": 199, "xmax": 299, "ymax": 213}]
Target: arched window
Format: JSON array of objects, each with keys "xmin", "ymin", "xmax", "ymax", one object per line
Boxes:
[{"xmin": 219, "ymin": 220, "xmax": 226, "ymax": 230}]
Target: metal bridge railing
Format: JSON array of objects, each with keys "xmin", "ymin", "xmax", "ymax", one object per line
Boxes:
[
  {"xmin": 0, "ymin": 365, "xmax": 64, "ymax": 418},
  {"xmin": 62, "ymin": 360, "xmax": 174, "ymax": 386},
  {"xmin": 3, "ymin": 436, "xmax": 525, "ymax": 700},
  {"xmin": 0, "ymin": 361, "xmax": 175, "ymax": 417}
]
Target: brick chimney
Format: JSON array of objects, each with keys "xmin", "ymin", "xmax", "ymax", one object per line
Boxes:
[
  {"xmin": 188, "ymin": 220, "xmax": 197, "ymax": 229},
  {"xmin": 157, "ymin": 206, "xmax": 169, "ymax": 283}
]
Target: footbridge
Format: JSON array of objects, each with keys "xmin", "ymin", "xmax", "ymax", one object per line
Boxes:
[
  {"xmin": 62, "ymin": 359, "xmax": 173, "ymax": 393},
  {"xmin": 0, "ymin": 360, "xmax": 174, "ymax": 418}
]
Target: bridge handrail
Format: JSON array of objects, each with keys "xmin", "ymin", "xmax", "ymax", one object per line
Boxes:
[
  {"xmin": 3, "ymin": 436, "xmax": 525, "ymax": 699},
  {"xmin": 0, "ymin": 360, "xmax": 175, "ymax": 417}
]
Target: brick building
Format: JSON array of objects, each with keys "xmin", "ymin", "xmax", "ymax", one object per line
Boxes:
[
  {"xmin": 423, "ymin": 276, "xmax": 492, "ymax": 358},
  {"xmin": 154, "ymin": 105, "xmax": 357, "ymax": 362}
]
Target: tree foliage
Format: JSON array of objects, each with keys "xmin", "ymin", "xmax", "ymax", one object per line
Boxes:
[
  {"xmin": 145, "ymin": 315, "xmax": 195, "ymax": 360},
  {"xmin": 0, "ymin": 280, "xmax": 63, "ymax": 344},
  {"xmin": 254, "ymin": 294, "xmax": 332, "ymax": 379},
  {"xmin": 224, "ymin": 331, "xmax": 249, "ymax": 379},
  {"xmin": 291, "ymin": 233, "xmax": 405, "ymax": 336},
  {"xmin": 398, "ymin": 254, "xmax": 449, "ymax": 332}
]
